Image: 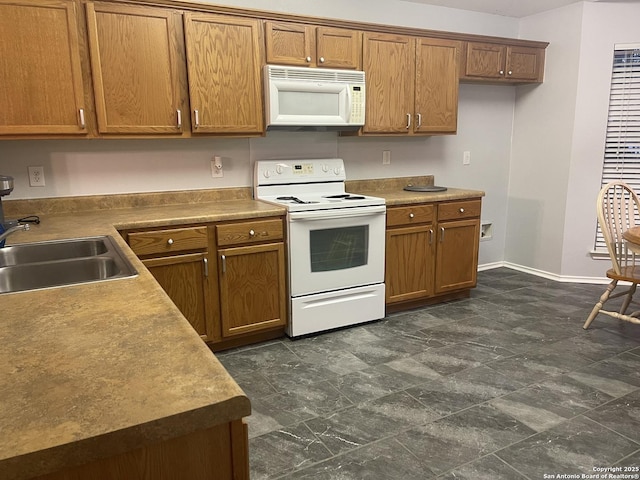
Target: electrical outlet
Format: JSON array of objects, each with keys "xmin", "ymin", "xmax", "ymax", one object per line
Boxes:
[
  {"xmin": 382, "ymin": 150, "xmax": 391, "ymax": 165},
  {"xmin": 28, "ymin": 166, "xmax": 45, "ymax": 187},
  {"xmin": 211, "ymin": 156, "xmax": 223, "ymax": 178},
  {"xmin": 463, "ymin": 151, "xmax": 471, "ymax": 166}
]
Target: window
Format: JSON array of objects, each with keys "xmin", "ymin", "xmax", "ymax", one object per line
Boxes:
[{"xmin": 595, "ymin": 44, "xmax": 640, "ymax": 251}]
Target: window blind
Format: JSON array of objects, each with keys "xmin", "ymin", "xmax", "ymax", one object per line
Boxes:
[{"xmin": 595, "ymin": 44, "xmax": 640, "ymax": 251}]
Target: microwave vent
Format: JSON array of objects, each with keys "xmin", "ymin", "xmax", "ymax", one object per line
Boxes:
[{"xmin": 267, "ymin": 65, "xmax": 364, "ymax": 84}]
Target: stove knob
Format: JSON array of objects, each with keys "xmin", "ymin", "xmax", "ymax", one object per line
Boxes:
[
  {"xmin": 322, "ymin": 164, "xmax": 330, "ymax": 173},
  {"xmin": 333, "ymin": 167, "xmax": 342, "ymax": 175},
  {"xmin": 263, "ymin": 170, "xmax": 271, "ymax": 178}
]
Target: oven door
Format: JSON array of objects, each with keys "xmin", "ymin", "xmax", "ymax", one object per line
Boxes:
[{"xmin": 288, "ymin": 205, "xmax": 386, "ymax": 297}]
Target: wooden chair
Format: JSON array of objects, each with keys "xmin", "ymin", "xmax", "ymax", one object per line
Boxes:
[{"xmin": 584, "ymin": 181, "xmax": 640, "ymax": 329}]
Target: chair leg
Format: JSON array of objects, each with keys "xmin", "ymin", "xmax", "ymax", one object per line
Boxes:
[
  {"xmin": 584, "ymin": 280, "xmax": 618, "ymax": 329},
  {"xmin": 620, "ymin": 283, "xmax": 637, "ymax": 315}
]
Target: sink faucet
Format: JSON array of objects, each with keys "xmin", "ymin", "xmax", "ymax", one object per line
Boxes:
[{"xmin": 0, "ymin": 223, "xmax": 30, "ymax": 244}]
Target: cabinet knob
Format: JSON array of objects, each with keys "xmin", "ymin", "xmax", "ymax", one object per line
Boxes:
[
  {"xmin": 319, "ymin": 56, "xmax": 325, "ymax": 63},
  {"xmin": 507, "ymin": 70, "xmax": 513, "ymax": 76},
  {"xmin": 249, "ymin": 229, "xmax": 255, "ymax": 237},
  {"xmin": 459, "ymin": 208, "xmax": 465, "ymax": 213},
  {"xmin": 409, "ymin": 213, "xmax": 415, "ymax": 219},
  {"xmin": 167, "ymin": 238, "xmax": 174, "ymax": 245},
  {"xmin": 305, "ymin": 56, "xmax": 312, "ymax": 62},
  {"xmin": 499, "ymin": 70, "xmax": 504, "ymax": 75}
]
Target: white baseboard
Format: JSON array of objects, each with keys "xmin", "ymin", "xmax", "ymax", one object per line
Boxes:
[{"xmin": 478, "ymin": 261, "xmax": 610, "ymax": 285}]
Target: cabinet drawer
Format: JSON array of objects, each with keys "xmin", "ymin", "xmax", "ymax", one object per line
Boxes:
[
  {"xmin": 128, "ymin": 226, "xmax": 208, "ymax": 256},
  {"xmin": 217, "ymin": 218, "xmax": 283, "ymax": 247},
  {"xmin": 438, "ymin": 199, "xmax": 481, "ymax": 221},
  {"xmin": 387, "ymin": 204, "xmax": 434, "ymax": 227}
]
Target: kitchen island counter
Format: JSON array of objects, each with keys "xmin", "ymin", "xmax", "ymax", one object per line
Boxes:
[{"xmin": 0, "ymin": 188, "xmax": 284, "ymax": 480}]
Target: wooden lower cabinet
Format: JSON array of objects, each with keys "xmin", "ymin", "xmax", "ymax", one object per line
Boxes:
[
  {"xmin": 122, "ymin": 216, "xmax": 287, "ymax": 349},
  {"xmin": 123, "ymin": 225, "xmax": 216, "ymax": 341},
  {"xmin": 215, "ymin": 218, "xmax": 287, "ymax": 340},
  {"xmin": 218, "ymin": 242, "xmax": 287, "ymax": 337},
  {"xmin": 385, "ymin": 199, "xmax": 481, "ymax": 311},
  {"xmin": 34, "ymin": 419, "xmax": 249, "ymax": 480},
  {"xmin": 385, "ymin": 204, "xmax": 435, "ymax": 305},
  {"xmin": 435, "ymin": 218, "xmax": 480, "ymax": 293},
  {"xmin": 142, "ymin": 253, "xmax": 212, "ymax": 339}
]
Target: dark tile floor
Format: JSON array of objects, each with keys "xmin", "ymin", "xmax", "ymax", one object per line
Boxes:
[{"xmin": 215, "ymin": 268, "xmax": 640, "ymax": 479}]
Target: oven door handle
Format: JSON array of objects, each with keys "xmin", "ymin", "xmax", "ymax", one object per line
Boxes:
[{"xmin": 289, "ymin": 205, "xmax": 386, "ymax": 221}]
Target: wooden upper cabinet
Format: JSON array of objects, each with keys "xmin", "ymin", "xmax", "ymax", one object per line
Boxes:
[
  {"xmin": 362, "ymin": 32, "xmax": 414, "ymax": 134},
  {"xmin": 86, "ymin": 3, "xmax": 187, "ymax": 134},
  {"xmin": 363, "ymin": 33, "xmax": 460, "ymax": 135},
  {"xmin": 506, "ymin": 45, "xmax": 545, "ymax": 81},
  {"xmin": 265, "ymin": 21, "xmax": 361, "ymax": 69},
  {"xmin": 0, "ymin": 0, "xmax": 87, "ymax": 135},
  {"xmin": 184, "ymin": 13, "xmax": 264, "ymax": 134},
  {"xmin": 414, "ymin": 37, "xmax": 461, "ymax": 134},
  {"xmin": 461, "ymin": 41, "xmax": 544, "ymax": 83}
]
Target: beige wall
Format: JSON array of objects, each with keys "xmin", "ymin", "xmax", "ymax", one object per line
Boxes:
[{"xmin": 507, "ymin": 1, "xmax": 640, "ymax": 279}]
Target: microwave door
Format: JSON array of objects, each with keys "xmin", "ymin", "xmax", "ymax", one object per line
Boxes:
[{"xmin": 267, "ymin": 80, "xmax": 350, "ymax": 126}]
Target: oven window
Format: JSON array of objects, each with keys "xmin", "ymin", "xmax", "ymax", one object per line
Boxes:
[{"xmin": 309, "ymin": 225, "xmax": 368, "ymax": 272}]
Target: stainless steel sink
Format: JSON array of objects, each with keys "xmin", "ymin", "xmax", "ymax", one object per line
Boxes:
[
  {"xmin": 0, "ymin": 236, "xmax": 137, "ymax": 294},
  {"xmin": 0, "ymin": 237, "xmax": 108, "ymax": 267}
]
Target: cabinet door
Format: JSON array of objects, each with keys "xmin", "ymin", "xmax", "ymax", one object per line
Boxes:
[
  {"xmin": 184, "ymin": 13, "xmax": 264, "ymax": 134},
  {"xmin": 362, "ymin": 33, "xmax": 414, "ymax": 134},
  {"xmin": 86, "ymin": 3, "xmax": 186, "ymax": 134},
  {"xmin": 506, "ymin": 46, "xmax": 544, "ymax": 81},
  {"xmin": 265, "ymin": 21, "xmax": 315, "ymax": 66},
  {"xmin": 435, "ymin": 219, "xmax": 480, "ymax": 294},
  {"xmin": 386, "ymin": 225, "xmax": 435, "ymax": 304},
  {"xmin": 218, "ymin": 243, "xmax": 286, "ymax": 338},
  {"xmin": 316, "ymin": 27, "xmax": 361, "ymax": 69},
  {"xmin": 414, "ymin": 37, "xmax": 461, "ymax": 134},
  {"xmin": 0, "ymin": 0, "xmax": 87, "ymax": 135},
  {"xmin": 463, "ymin": 42, "xmax": 505, "ymax": 79},
  {"xmin": 143, "ymin": 253, "xmax": 213, "ymax": 341}
]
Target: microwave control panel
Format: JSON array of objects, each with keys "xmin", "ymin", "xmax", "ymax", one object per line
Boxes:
[{"xmin": 349, "ymin": 85, "xmax": 365, "ymax": 124}]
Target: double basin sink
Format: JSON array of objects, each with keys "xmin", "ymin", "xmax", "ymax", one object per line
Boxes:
[{"xmin": 0, "ymin": 236, "xmax": 137, "ymax": 294}]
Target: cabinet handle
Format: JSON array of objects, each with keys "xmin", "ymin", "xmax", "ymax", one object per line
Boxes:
[
  {"xmin": 406, "ymin": 113, "xmax": 411, "ymax": 130},
  {"xmin": 176, "ymin": 109, "xmax": 182, "ymax": 128},
  {"xmin": 416, "ymin": 113, "xmax": 422, "ymax": 129},
  {"xmin": 193, "ymin": 109, "xmax": 200, "ymax": 129},
  {"xmin": 249, "ymin": 229, "xmax": 255, "ymax": 237},
  {"xmin": 499, "ymin": 70, "xmax": 504, "ymax": 75},
  {"xmin": 167, "ymin": 238, "xmax": 174, "ymax": 246},
  {"xmin": 459, "ymin": 208, "xmax": 465, "ymax": 213},
  {"xmin": 409, "ymin": 213, "xmax": 414, "ymax": 219},
  {"xmin": 429, "ymin": 228, "xmax": 434, "ymax": 245},
  {"xmin": 79, "ymin": 108, "xmax": 85, "ymax": 129},
  {"xmin": 507, "ymin": 70, "xmax": 513, "ymax": 76},
  {"xmin": 319, "ymin": 56, "xmax": 325, "ymax": 63},
  {"xmin": 440, "ymin": 227, "xmax": 445, "ymax": 242},
  {"xmin": 203, "ymin": 257, "xmax": 208, "ymax": 277},
  {"xmin": 305, "ymin": 56, "xmax": 312, "ymax": 62},
  {"xmin": 221, "ymin": 254, "xmax": 226, "ymax": 274}
]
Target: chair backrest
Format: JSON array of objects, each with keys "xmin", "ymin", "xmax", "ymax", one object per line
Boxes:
[{"xmin": 598, "ymin": 181, "xmax": 640, "ymax": 275}]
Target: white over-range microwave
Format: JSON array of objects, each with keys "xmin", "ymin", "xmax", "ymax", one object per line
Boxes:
[{"xmin": 264, "ymin": 65, "xmax": 365, "ymax": 131}]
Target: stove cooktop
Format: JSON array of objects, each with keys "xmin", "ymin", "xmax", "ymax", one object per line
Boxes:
[
  {"xmin": 257, "ymin": 191, "xmax": 384, "ymax": 212},
  {"xmin": 254, "ymin": 159, "xmax": 385, "ymax": 212}
]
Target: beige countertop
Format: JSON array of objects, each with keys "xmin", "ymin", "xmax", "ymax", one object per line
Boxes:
[
  {"xmin": 0, "ymin": 190, "xmax": 284, "ymax": 480},
  {"xmin": 347, "ymin": 176, "xmax": 485, "ymax": 205}
]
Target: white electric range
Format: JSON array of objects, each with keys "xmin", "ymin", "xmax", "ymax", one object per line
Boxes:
[{"xmin": 254, "ymin": 158, "xmax": 386, "ymax": 337}]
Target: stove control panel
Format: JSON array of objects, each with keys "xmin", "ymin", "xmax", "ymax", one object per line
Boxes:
[{"xmin": 255, "ymin": 159, "xmax": 346, "ymax": 186}]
